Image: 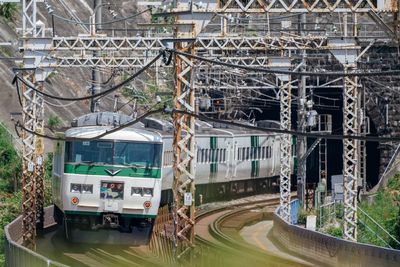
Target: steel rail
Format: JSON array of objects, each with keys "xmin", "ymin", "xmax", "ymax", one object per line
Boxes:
[{"xmin": 194, "ymin": 196, "xmax": 309, "ymax": 267}]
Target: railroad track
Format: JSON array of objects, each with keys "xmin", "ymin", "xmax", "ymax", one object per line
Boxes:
[
  {"xmin": 63, "ymin": 246, "xmax": 163, "ymax": 267},
  {"xmin": 195, "ymin": 196, "xmax": 313, "ymax": 267}
]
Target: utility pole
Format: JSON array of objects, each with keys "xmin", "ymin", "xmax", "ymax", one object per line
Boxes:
[
  {"xmin": 297, "ymin": 13, "xmax": 307, "ymax": 207},
  {"xmin": 90, "ymin": 0, "xmax": 102, "ymax": 112}
]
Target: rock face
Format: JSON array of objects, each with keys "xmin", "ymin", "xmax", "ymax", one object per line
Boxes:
[
  {"xmin": 364, "ymin": 47, "xmax": 400, "ymax": 180},
  {"xmin": 0, "ymin": 0, "xmax": 146, "ymax": 124},
  {"xmin": 0, "ymin": 1, "xmax": 147, "ymax": 150}
]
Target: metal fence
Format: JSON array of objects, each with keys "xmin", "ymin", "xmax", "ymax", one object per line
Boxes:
[{"xmin": 4, "ymin": 206, "xmax": 67, "ymax": 267}]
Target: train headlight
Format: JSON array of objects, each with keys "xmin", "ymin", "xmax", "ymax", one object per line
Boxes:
[
  {"xmin": 71, "ymin": 197, "xmax": 79, "ymax": 205},
  {"xmin": 143, "ymin": 201, "xmax": 151, "ymax": 209},
  {"xmin": 82, "ymin": 184, "xmax": 93, "ymax": 194},
  {"xmin": 70, "ymin": 184, "xmax": 81, "ymax": 193},
  {"xmin": 131, "ymin": 187, "xmax": 143, "ymax": 196},
  {"xmin": 142, "ymin": 188, "xmax": 153, "ymax": 197}
]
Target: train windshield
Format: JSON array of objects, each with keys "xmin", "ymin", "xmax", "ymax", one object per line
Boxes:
[
  {"xmin": 114, "ymin": 142, "xmax": 162, "ymax": 168},
  {"xmin": 65, "ymin": 140, "xmax": 162, "ymax": 168}
]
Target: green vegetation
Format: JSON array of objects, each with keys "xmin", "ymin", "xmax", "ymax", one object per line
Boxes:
[
  {"xmin": 0, "ymin": 124, "xmax": 21, "ymax": 193},
  {"xmin": 297, "ymin": 208, "xmax": 315, "ymax": 225},
  {"xmin": 0, "ymin": 124, "xmax": 21, "ymax": 266},
  {"xmin": 48, "ymin": 115, "xmax": 62, "ymax": 130},
  {"xmin": 0, "ymin": 124, "xmax": 53, "ymax": 266},
  {"xmin": 0, "ymin": 3, "xmax": 17, "ymax": 20},
  {"xmin": 358, "ymin": 174, "xmax": 400, "ymax": 248},
  {"xmin": 326, "ymin": 226, "xmax": 343, "ymax": 238}
]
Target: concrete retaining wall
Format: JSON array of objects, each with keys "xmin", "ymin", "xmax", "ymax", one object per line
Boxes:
[
  {"xmin": 4, "ymin": 206, "xmax": 66, "ymax": 267},
  {"xmin": 272, "ymin": 213, "xmax": 400, "ymax": 267}
]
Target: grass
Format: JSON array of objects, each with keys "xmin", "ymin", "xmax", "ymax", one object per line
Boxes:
[{"xmin": 358, "ymin": 174, "xmax": 400, "ymax": 248}]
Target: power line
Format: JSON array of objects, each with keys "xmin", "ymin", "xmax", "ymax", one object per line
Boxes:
[
  {"xmin": 13, "ymin": 52, "xmax": 163, "ymax": 102},
  {"xmin": 15, "ymin": 107, "xmax": 400, "ymax": 143},
  {"xmin": 167, "ymin": 49, "xmax": 400, "ymax": 77},
  {"xmin": 49, "ymin": 6, "xmax": 152, "ymax": 26},
  {"xmin": 15, "ymin": 108, "xmax": 164, "ymax": 141}
]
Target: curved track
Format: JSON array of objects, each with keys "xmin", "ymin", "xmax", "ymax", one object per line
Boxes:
[
  {"xmin": 195, "ymin": 197, "xmax": 313, "ymax": 267},
  {"xmin": 34, "ymin": 194, "xmax": 308, "ymax": 267}
]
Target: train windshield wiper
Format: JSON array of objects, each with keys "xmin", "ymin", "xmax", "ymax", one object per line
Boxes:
[
  {"xmin": 124, "ymin": 163, "xmax": 146, "ymax": 168},
  {"xmin": 74, "ymin": 160, "xmax": 95, "ymax": 168}
]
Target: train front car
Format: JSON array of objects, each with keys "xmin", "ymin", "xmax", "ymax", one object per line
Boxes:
[{"xmin": 52, "ymin": 113, "xmax": 163, "ymax": 245}]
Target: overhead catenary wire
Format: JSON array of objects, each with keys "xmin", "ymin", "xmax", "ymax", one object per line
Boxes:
[
  {"xmin": 15, "ymin": 108, "xmax": 165, "ymax": 141},
  {"xmin": 15, "ymin": 108, "xmax": 400, "ymax": 143},
  {"xmin": 167, "ymin": 49, "xmax": 400, "ymax": 77},
  {"xmin": 13, "ymin": 52, "xmax": 163, "ymax": 102},
  {"xmin": 49, "ymin": 7, "xmax": 152, "ymax": 26}
]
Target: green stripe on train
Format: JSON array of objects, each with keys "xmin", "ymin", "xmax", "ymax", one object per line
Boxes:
[
  {"xmin": 251, "ymin": 136, "xmax": 260, "ymax": 177},
  {"xmin": 64, "ymin": 164, "xmax": 161, "ymax": 178}
]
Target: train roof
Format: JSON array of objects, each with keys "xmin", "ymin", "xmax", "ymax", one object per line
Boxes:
[
  {"xmin": 65, "ymin": 126, "xmax": 162, "ymax": 143},
  {"xmin": 67, "ymin": 112, "xmax": 280, "ymax": 139}
]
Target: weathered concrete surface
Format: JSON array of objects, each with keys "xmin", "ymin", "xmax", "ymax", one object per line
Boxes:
[{"xmin": 272, "ymin": 213, "xmax": 400, "ymax": 267}]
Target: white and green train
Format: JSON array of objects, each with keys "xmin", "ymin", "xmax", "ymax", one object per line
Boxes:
[{"xmin": 52, "ymin": 112, "xmax": 290, "ymax": 244}]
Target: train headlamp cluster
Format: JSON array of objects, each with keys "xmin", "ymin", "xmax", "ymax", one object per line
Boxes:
[
  {"xmin": 131, "ymin": 187, "xmax": 153, "ymax": 197},
  {"xmin": 70, "ymin": 183, "xmax": 93, "ymax": 194}
]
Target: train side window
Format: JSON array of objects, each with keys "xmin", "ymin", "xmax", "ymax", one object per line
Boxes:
[
  {"xmin": 268, "ymin": 146, "xmax": 272, "ymax": 158},
  {"xmin": 222, "ymin": 149, "xmax": 226, "ymax": 162},
  {"xmin": 257, "ymin": 147, "xmax": 261, "ymax": 160},
  {"xmin": 242, "ymin": 148, "xmax": 246, "ymax": 161},
  {"xmin": 246, "ymin": 147, "xmax": 250, "ymax": 160}
]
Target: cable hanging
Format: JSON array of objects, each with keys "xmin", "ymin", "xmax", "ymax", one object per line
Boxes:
[
  {"xmin": 48, "ymin": 6, "xmax": 152, "ymax": 26},
  {"xmin": 15, "ymin": 107, "xmax": 400, "ymax": 143},
  {"xmin": 167, "ymin": 49, "xmax": 400, "ymax": 77},
  {"xmin": 13, "ymin": 52, "xmax": 164, "ymax": 102}
]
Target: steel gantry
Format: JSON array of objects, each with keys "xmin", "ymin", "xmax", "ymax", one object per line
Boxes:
[
  {"xmin": 20, "ymin": 0, "xmax": 47, "ymax": 249},
  {"xmin": 330, "ymin": 37, "xmax": 360, "ymax": 241},
  {"xmin": 270, "ymin": 58, "xmax": 293, "ymax": 222}
]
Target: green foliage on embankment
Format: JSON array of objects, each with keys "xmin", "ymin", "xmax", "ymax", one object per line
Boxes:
[
  {"xmin": 0, "ymin": 125, "xmax": 53, "ymax": 266},
  {"xmin": 358, "ymin": 174, "xmax": 400, "ymax": 248}
]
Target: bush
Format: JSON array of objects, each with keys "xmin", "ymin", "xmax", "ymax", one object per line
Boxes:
[
  {"xmin": 358, "ymin": 174, "xmax": 400, "ymax": 249},
  {"xmin": 0, "ymin": 125, "xmax": 21, "ymax": 192},
  {"xmin": 297, "ymin": 208, "xmax": 314, "ymax": 225},
  {"xmin": 326, "ymin": 226, "xmax": 343, "ymax": 238},
  {"xmin": 48, "ymin": 116, "xmax": 62, "ymax": 130},
  {"xmin": 0, "ymin": 4, "xmax": 17, "ymax": 20}
]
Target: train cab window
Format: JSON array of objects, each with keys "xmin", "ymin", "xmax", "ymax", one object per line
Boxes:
[
  {"xmin": 115, "ymin": 142, "xmax": 162, "ymax": 168},
  {"xmin": 65, "ymin": 140, "xmax": 162, "ymax": 168}
]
